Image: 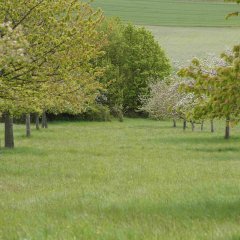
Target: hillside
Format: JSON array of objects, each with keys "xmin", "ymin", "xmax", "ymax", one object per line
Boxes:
[
  {"xmin": 92, "ymin": 0, "xmax": 240, "ymax": 63},
  {"xmin": 148, "ymin": 26, "xmax": 240, "ymax": 63},
  {"xmin": 92, "ymin": 0, "xmax": 240, "ymax": 27}
]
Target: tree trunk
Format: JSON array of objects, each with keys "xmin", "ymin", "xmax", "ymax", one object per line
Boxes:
[
  {"xmin": 118, "ymin": 110, "xmax": 124, "ymax": 122},
  {"xmin": 173, "ymin": 119, "xmax": 177, "ymax": 128},
  {"xmin": 115, "ymin": 105, "xmax": 123, "ymax": 122},
  {"xmin": 191, "ymin": 121, "xmax": 195, "ymax": 132},
  {"xmin": 225, "ymin": 117, "xmax": 230, "ymax": 139},
  {"xmin": 45, "ymin": 115, "xmax": 48, "ymax": 128},
  {"xmin": 4, "ymin": 112, "xmax": 14, "ymax": 148},
  {"xmin": 183, "ymin": 119, "xmax": 187, "ymax": 131},
  {"xmin": 41, "ymin": 112, "xmax": 45, "ymax": 128},
  {"xmin": 35, "ymin": 113, "xmax": 40, "ymax": 130},
  {"xmin": 201, "ymin": 121, "xmax": 204, "ymax": 131},
  {"xmin": 41, "ymin": 111, "xmax": 48, "ymax": 128},
  {"xmin": 26, "ymin": 113, "xmax": 31, "ymax": 137},
  {"xmin": 211, "ymin": 120, "xmax": 214, "ymax": 133}
]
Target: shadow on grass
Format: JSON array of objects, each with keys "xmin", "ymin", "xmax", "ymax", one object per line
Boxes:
[
  {"xmin": 128, "ymin": 125, "xmax": 175, "ymax": 130},
  {"xmin": 231, "ymin": 235, "xmax": 240, "ymax": 240},
  {"xmin": 191, "ymin": 147, "xmax": 240, "ymax": 153},
  {"xmin": 150, "ymin": 135, "xmax": 240, "ymax": 145},
  {"xmin": 99, "ymin": 198, "xmax": 240, "ymax": 223},
  {"xmin": 0, "ymin": 146, "xmax": 48, "ymax": 157}
]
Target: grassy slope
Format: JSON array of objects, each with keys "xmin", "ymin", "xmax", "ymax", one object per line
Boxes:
[
  {"xmin": 92, "ymin": 0, "xmax": 240, "ymax": 63},
  {"xmin": 147, "ymin": 26, "xmax": 240, "ymax": 63},
  {"xmin": 1, "ymin": 119, "xmax": 240, "ymax": 239},
  {"xmin": 92, "ymin": 0, "xmax": 240, "ymax": 27}
]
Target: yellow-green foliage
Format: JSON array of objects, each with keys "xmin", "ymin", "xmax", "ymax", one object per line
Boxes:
[
  {"xmin": 179, "ymin": 45, "xmax": 240, "ymax": 123},
  {"xmin": 0, "ymin": 1, "xmax": 106, "ymax": 116}
]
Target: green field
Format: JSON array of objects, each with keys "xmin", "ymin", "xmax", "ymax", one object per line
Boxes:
[
  {"xmin": 147, "ymin": 26, "xmax": 240, "ymax": 63},
  {"xmin": 1, "ymin": 119, "xmax": 240, "ymax": 239},
  {"xmin": 92, "ymin": 0, "xmax": 240, "ymax": 27},
  {"xmin": 92, "ymin": 0, "xmax": 240, "ymax": 63}
]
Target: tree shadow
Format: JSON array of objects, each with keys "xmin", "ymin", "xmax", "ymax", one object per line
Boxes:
[
  {"xmin": 230, "ymin": 235, "xmax": 240, "ymax": 240},
  {"xmin": 0, "ymin": 146, "xmax": 48, "ymax": 157},
  {"xmin": 128, "ymin": 125, "xmax": 174, "ymax": 130},
  {"xmin": 99, "ymin": 198, "xmax": 240, "ymax": 223},
  {"xmin": 151, "ymin": 135, "xmax": 240, "ymax": 145},
  {"xmin": 191, "ymin": 146, "xmax": 240, "ymax": 153}
]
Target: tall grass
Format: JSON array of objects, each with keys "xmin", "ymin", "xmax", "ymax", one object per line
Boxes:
[{"xmin": 1, "ymin": 119, "xmax": 240, "ymax": 239}]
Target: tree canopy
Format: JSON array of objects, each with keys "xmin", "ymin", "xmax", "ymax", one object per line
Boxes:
[
  {"xmin": 0, "ymin": 0, "xmax": 106, "ymax": 147},
  {"xmin": 178, "ymin": 46, "xmax": 240, "ymax": 138},
  {"xmin": 99, "ymin": 18, "xmax": 171, "ymax": 115}
]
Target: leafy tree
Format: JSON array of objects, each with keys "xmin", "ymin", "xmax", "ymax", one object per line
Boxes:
[
  {"xmin": 179, "ymin": 46, "xmax": 240, "ymax": 139},
  {"xmin": 141, "ymin": 74, "xmax": 198, "ymax": 129},
  {"xmin": 0, "ymin": 0, "xmax": 105, "ymax": 148},
  {"xmin": 100, "ymin": 19, "xmax": 171, "ymax": 115}
]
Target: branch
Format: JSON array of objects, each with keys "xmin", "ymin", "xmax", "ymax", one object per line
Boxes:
[{"xmin": 12, "ymin": 0, "xmax": 45, "ymax": 30}]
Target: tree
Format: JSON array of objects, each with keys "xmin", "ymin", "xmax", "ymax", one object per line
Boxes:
[
  {"xmin": 179, "ymin": 46, "xmax": 240, "ymax": 139},
  {"xmin": 0, "ymin": 21, "xmax": 34, "ymax": 147},
  {"xmin": 140, "ymin": 75, "xmax": 182, "ymax": 123},
  {"xmin": 99, "ymin": 19, "xmax": 171, "ymax": 115},
  {"xmin": 0, "ymin": 1, "xmax": 105, "ymax": 148},
  {"xmin": 225, "ymin": 0, "xmax": 240, "ymax": 19}
]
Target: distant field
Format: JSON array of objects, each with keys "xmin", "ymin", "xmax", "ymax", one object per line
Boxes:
[
  {"xmin": 1, "ymin": 119, "xmax": 240, "ymax": 239},
  {"xmin": 92, "ymin": 0, "xmax": 240, "ymax": 64},
  {"xmin": 147, "ymin": 26, "xmax": 240, "ymax": 63},
  {"xmin": 92, "ymin": 0, "xmax": 240, "ymax": 27}
]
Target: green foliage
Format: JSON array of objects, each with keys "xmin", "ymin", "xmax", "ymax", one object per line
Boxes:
[
  {"xmin": 0, "ymin": 22, "xmax": 37, "ymax": 115},
  {"xmin": 178, "ymin": 46, "xmax": 240, "ymax": 136},
  {"xmin": 84, "ymin": 104, "xmax": 111, "ymax": 122},
  {"xmin": 100, "ymin": 18, "xmax": 171, "ymax": 114},
  {"xmin": 0, "ymin": 0, "xmax": 105, "ymax": 116}
]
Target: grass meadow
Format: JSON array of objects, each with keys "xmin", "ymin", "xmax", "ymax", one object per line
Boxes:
[
  {"xmin": 1, "ymin": 1, "xmax": 240, "ymax": 239},
  {"xmin": 1, "ymin": 119, "xmax": 240, "ymax": 239}
]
